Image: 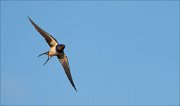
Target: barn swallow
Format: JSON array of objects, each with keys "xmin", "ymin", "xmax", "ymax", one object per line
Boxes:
[{"xmin": 28, "ymin": 17, "xmax": 77, "ymax": 91}]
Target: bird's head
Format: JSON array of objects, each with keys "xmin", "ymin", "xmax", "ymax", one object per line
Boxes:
[{"xmin": 56, "ymin": 44, "xmax": 65, "ymax": 53}]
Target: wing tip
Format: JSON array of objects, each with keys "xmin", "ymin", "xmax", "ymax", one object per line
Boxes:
[
  {"xmin": 73, "ymin": 85, "xmax": 78, "ymax": 92},
  {"xmin": 27, "ymin": 16, "xmax": 35, "ymax": 25},
  {"xmin": 70, "ymin": 80, "xmax": 77, "ymax": 92},
  {"xmin": 27, "ymin": 16, "xmax": 31, "ymax": 21}
]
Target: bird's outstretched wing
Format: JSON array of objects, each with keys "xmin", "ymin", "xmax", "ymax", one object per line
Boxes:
[
  {"xmin": 28, "ymin": 17, "xmax": 58, "ymax": 47},
  {"xmin": 57, "ymin": 53, "xmax": 77, "ymax": 91}
]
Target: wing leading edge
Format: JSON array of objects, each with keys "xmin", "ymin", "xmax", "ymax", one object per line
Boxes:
[
  {"xmin": 28, "ymin": 17, "xmax": 58, "ymax": 47},
  {"xmin": 57, "ymin": 53, "xmax": 77, "ymax": 91}
]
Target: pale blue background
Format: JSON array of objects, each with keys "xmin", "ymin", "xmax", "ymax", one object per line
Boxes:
[{"xmin": 1, "ymin": 1, "xmax": 179, "ymax": 105}]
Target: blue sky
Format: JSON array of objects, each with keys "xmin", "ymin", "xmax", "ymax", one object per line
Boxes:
[{"xmin": 1, "ymin": 1, "xmax": 179, "ymax": 105}]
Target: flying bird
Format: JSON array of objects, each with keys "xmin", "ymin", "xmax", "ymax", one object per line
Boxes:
[{"xmin": 28, "ymin": 17, "xmax": 77, "ymax": 91}]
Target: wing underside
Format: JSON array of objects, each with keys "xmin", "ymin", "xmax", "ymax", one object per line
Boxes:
[
  {"xmin": 28, "ymin": 17, "xmax": 58, "ymax": 47},
  {"xmin": 57, "ymin": 53, "xmax": 77, "ymax": 91}
]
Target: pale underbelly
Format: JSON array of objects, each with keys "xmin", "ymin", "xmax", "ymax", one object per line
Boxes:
[{"xmin": 49, "ymin": 46, "xmax": 58, "ymax": 56}]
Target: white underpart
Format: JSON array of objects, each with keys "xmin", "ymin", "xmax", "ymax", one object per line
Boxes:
[{"xmin": 48, "ymin": 46, "xmax": 58, "ymax": 56}]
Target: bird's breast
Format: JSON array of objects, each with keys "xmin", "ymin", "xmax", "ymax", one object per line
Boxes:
[{"xmin": 49, "ymin": 46, "xmax": 58, "ymax": 56}]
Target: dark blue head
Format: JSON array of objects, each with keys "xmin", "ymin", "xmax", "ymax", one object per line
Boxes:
[{"xmin": 56, "ymin": 44, "xmax": 65, "ymax": 53}]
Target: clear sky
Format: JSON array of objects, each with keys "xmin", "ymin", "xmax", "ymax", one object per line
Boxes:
[{"xmin": 1, "ymin": 1, "xmax": 179, "ymax": 105}]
